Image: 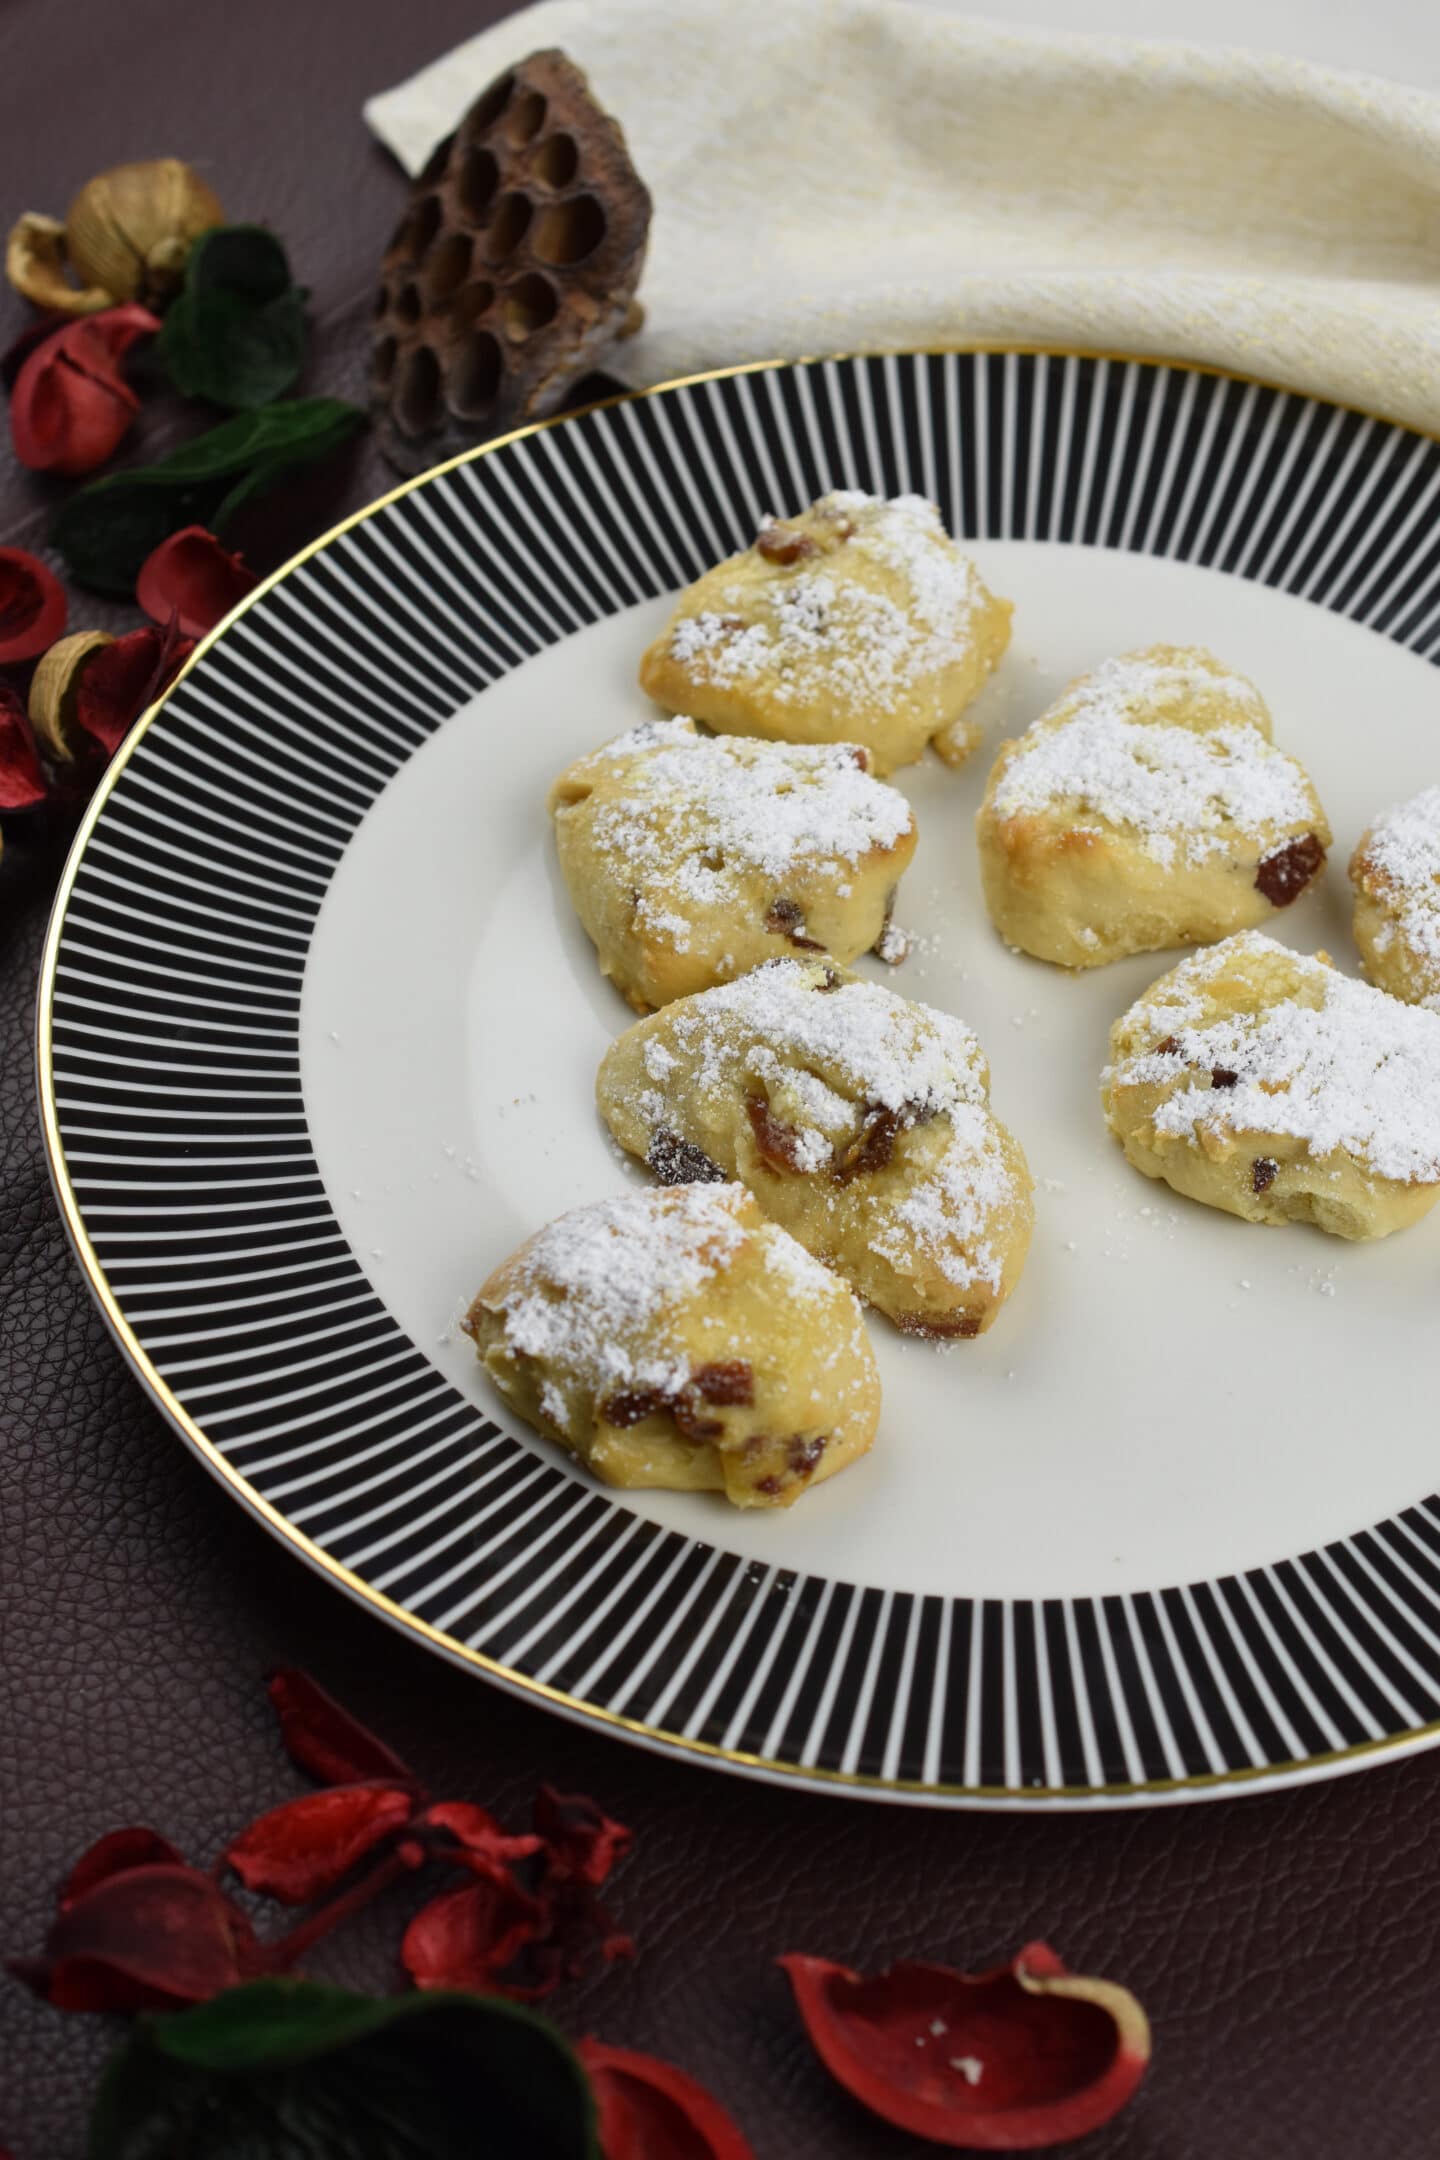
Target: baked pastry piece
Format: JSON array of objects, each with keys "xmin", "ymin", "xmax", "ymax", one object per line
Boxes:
[
  {"xmin": 548, "ymin": 716, "xmax": 917, "ymax": 1012},
  {"xmin": 638, "ymin": 491, "xmax": 1012, "ymax": 776},
  {"xmin": 977, "ymin": 647, "xmax": 1330, "ymax": 967},
  {"xmin": 596, "ymin": 957, "xmax": 1033, "ymax": 1336},
  {"xmin": 1350, "ymin": 785, "xmax": 1440, "ymax": 1009},
  {"xmin": 464, "ymin": 1182, "xmax": 879, "ymax": 1508},
  {"xmin": 1102, "ymin": 930, "xmax": 1440, "ymax": 1240}
]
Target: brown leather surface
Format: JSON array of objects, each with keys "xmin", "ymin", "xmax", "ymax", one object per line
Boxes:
[{"xmin": 5, "ymin": 4, "xmax": 1440, "ymax": 2153}]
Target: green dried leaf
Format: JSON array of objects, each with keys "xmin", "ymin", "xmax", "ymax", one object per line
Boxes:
[
  {"xmin": 52, "ymin": 398, "xmax": 365, "ymax": 594},
  {"xmin": 88, "ymin": 1979, "xmax": 601, "ymax": 2159},
  {"xmin": 157, "ymin": 225, "xmax": 309, "ymax": 410}
]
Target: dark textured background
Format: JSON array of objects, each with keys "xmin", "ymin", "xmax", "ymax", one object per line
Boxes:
[{"xmin": 6, "ymin": 3, "xmax": 1440, "ymax": 2153}]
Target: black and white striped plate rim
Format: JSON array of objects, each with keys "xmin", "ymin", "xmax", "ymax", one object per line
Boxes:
[{"xmin": 42, "ymin": 350, "xmax": 1440, "ymax": 1804}]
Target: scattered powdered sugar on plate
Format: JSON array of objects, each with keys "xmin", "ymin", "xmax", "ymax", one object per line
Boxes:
[
  {"xmin": 992, "ymin": 651, "xmax": 1312, "ymax": 868},
  {"xmin": 1357, "ymin": 784, "xmax": 1440, "ymax": 983},
  {"xmin": 574, "ymin": 717, "xmax": 912, "ymax": 950},
  {"xmin": 668, "ymin": 491, "xmax": 985, "ymax": 708},
  {"xmin": 1108, "ymin": 930, "xmax": 1440, "ymax": 1183}
]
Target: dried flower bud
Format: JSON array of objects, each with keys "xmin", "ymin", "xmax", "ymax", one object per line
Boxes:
[
  {"xmin": 9, "ymin": 304, "xmax": 159, "ymax": 476},
  {"xmin": 66, "ymin": 159, "xmax": 224, "ymax": 311},
  {"xmin": 0, "ymin": 548, "xmax": 67, "ymax": 664},
  {"xmin": 5, "ymin": 212, "xmax": 112, "ymax": 316},
  {"xmin": 29, "ymin": 632, "xmax": 113, "ymax": 763}
]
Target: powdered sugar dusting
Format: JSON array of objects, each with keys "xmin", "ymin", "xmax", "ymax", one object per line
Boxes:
[
  {"xmin": 633, "ymin": 959, "xmax": 1022, "ymax": 1294},
  {"xmin": 993, "ymin": 651, "xmax": 1311, "ymax": 868},
  {"xmin": 1357, "ymin": 784, "xmax": 1440, "ymax": 986},
  {"xmin": 674, "ymin": 958, "xmax": 989, "ymax": 1119},
  {"xmin": 495, "ymin": 1186, "xmax": 753, "ymax": 1415},
  {"xmin": 572, "ymin": 717, "xmax": 912, "ymax": 952},
  {"xmin": 668, "ymin": 492, "xmax": 986, "ymax": 708},
  {"xmin": 1107, "ymin": 931, "xmax": 1440, "ymax": 1184}
]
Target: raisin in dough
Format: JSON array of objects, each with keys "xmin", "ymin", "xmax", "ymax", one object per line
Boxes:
[
  {"xmin": 596, "ymin": 957, "xmax": 1033, "ymax": 1337},
  {"xmin": 977, "ymin": 648, "xmax": 1331, "ymax": 967},
  {"xmin": 638, "ymin": 491, "xmax": 1012, "ymax": 777},
  {"xmin": 548, "ymin": 717, "xmax": 917, "ymax": 1012},
  {"xmin": 1350, "ymin": 785, "xmax": 1440, "ymax": 1009},
  {"xmin": 1102, "ymin": 931, "xmax": 1440, "ymax": 1240},
  {"xmin": 465, "ymin": 1182, "xmax": 879, "ymax": 1508}
]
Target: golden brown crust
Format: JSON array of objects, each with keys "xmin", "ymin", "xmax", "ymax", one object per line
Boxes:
[
  {"xmin": 466, "ymin": 1182, "xmax": 880, "ymax": 1508},
  {"xmin": 638, "ymin": 492, "xmax": 1011, "ymax": 776},
  {"xmin": 977, "ymin": 647, "xmax": 1330, "ymax": 968}
]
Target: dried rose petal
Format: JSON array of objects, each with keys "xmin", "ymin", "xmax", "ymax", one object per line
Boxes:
[
  {"xmin": 223, "ymin": 1784, "xmax": 416, "ymax": 1906},
  {"xmin": 578, "ymin": 2038, "xmax": 755, "ymax": 2159},
  {"xmin": 0, "ymin": 687, "xmax": 46, "ymax": 812},
  {"xmin": 136, "ymin": 525, "xmax": 259, "ymax": 640},
  {"xmin": 534, "ymin": 1785, "xmax": 632, "ymax": 1887},
  {"xmin": 7, "ymin": 1864, "xmax": 259, "ymax": 2013},
  {"xmin": 73, "ymin": 618, "xmax": 194, "ymax": 757},
  {"xmin": 400, "ymin": 1875, "xmax": 546, "ymax": 1995},
  {"xmin": 417, "ymin": 1800, "xmax": 543, "ymax": 1878},
  {"xmin": 780, "ymin": 1942, "xmax": 1151, "ymax": 2150},
  {"xmin": 266, "ymin": 1665, "xmax": 420, "ymax": 1791},
  {"xmin": 0, "ymin": 547, "xmax": 66, "ymax": 664},
  {"xmin": 58, "ymin": 1826, "xmax": 187, "ymax": 1909},
  {"xmin": 10, "ymin": 303, "xmax": 159, "ymax": 475}
]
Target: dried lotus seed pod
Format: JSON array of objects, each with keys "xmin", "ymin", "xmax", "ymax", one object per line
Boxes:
[{"xmin": 371, "ymin": 48, "xmax": 651, "ymax": 476}]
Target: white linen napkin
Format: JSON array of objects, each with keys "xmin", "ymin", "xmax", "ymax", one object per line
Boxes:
[{"xmin": 365, "ymin": 0, "xmax": 1440, "ymax": 433}]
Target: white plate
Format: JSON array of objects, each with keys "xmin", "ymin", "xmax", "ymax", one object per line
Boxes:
[{"xmin": 43, "ymin": 351, "xmax": 1440, "ymax": 1805}]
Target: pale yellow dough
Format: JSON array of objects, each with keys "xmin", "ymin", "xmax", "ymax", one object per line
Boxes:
[
  {"xmin": 978, "ymin": 647, "xmax": 1330, "ymax": 968},
  {"xmin": 1349, "ymin": 784, "xmax": 1440, "ymax": 1009},
  {"xmin": 465, "ymin": 1182, "xmax": 879, "ymax": 1509},
  {"xmin": 597, "ymin": 957, "xmax": 1033, "ymax": 1337},
  {"xmin": 548, "ymin": 716, "xmax": 917, "ymax": 1012},
  {"xmin": 1102, "ymin": 931, "xmax": 1440, "ymax": 1240},
  {"xmin": 638, "ymin": 490, "xmax": 1012, "ymax": 776}
]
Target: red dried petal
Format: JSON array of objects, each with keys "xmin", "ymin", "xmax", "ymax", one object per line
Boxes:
[
  {"xmin": 223, "ymin": 1784, "xmax": 415, "ymax": 1905},
  {"xmin": 73, "ymin": 620, "xmax": 195, "ymax": 757},
  {"xmin": 534, "ymin": 1784, "xmax": 633, "ymax": 1887},
  {"xmin": 578, "ymin": 2039, "xmax": 755, "ymax": 2160},
  {"xmin": 780, "ymin": 1943, "xmax": 1151, "ymax": 2150},
  {"xmin": 416, "ymin": 1799, "xmax": 543, "ymax": 1877},
  {"xmin": 7, "ymin": 1864, "xmax": 252, "ymax": 2013},
  {"xmin": 136, "ymin": 526, "xmax": 259, "ymax": 640},
  {"xmin": 400, "ymin": 1876, "xmax": 546, "ymax": 1995},
  {"xmin": 266, "ymin": 1665, "xmax": 419, "ymax": 1790},
  {"xmin": 58, "ymin": 1826, "xmax": 187, "ymax": 1910},
  {"xmin": 10, "ymin": 304, "xmax": 159, "ymax": 476},
  {"xmin": 0, "ymin": 547, "xmax": 67, "ymax": 664},
  {"xmin": 0, "ymin": 687, "xmax": 46, "ymax": 811}
]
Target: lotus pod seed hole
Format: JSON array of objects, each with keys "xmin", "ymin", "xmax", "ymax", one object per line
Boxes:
[
  {"xmin": 449, "ymin": 330, "xmax": 504, "ymax": 419},
  {"xmin": 470, "ymin": 72, "xmax": 515, "ymax": 135},
  {"xmin": 425, "ymin": 233, "xmax": 474, "ymax": 303},
  {"xmin": 505, "ymin": 90, "xmax": 547, "ymax": 145},
  {"xmin": 459, "ymin": 147, "xmax": 500, "ymax": 223},
  {"xmin": 395, "ymin": 344, "xmax": 442, "ymax": 438},
  {"xmin": 371, "ymin": 283, "xmax": 390, "ymax": 321},
  {"xmin": 533, "ymin": 194, "xmax": 607, "ymax": 266},
  {"xmin": 454, "ymin": 281, "xmax": 497, "ymax": 336},
  {"xmin": 486, "ymin": 192, "xmax": 532, "ymax": 262},
  {"xmin": 372, "ymin": 335, "xmax": 398, "ymax": 389},
  {"xmin": 502, "ymin": 273, "xmax": 559, "ymax": 342},
  {"xmin": 534, "ymin": 133, "xmax": 579, "ymax": 189},
  {"xmin": 394, "ymin": 282, "xmax": 421, "ymax": 327}
]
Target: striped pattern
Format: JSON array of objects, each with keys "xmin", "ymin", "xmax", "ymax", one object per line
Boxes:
[{"xmin": 47, "ymin": 352, "xmax": 1440, "ymax": 1799}]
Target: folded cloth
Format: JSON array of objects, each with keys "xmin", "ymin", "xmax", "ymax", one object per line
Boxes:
[{"xmin": 366, "ymin": 0, "xmax": 1440, "ymax": 433}]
